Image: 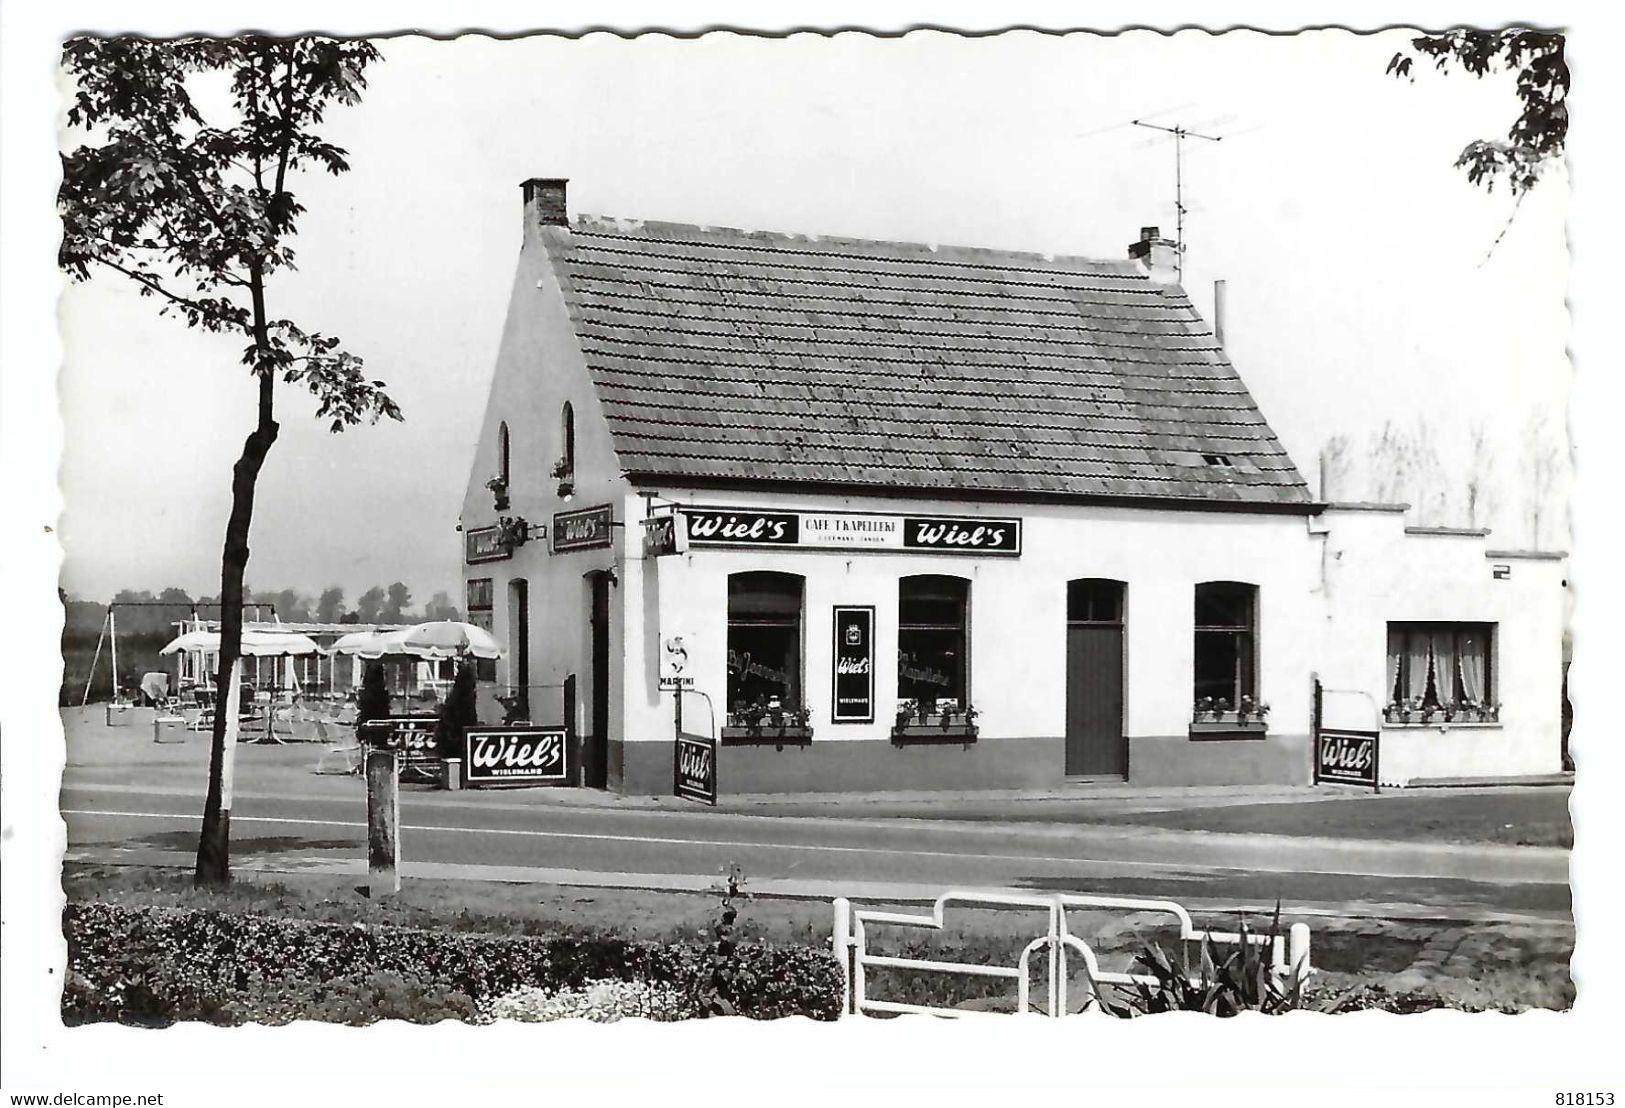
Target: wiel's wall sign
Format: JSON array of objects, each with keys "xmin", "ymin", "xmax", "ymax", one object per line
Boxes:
[
  {"xmin": 680, "ymin": 507, "xmax": 1021, "ymax": 556},
  {"xmin": 464, "ymin": 525, "xmax": 510, "ymax": 564},
  {"xmin": 551, "ymin": 504, "xmax": 615, "ymax": 553},
  {"xmin": 831, "ymin": 606, "xmax": 875, "ymax": 723}
]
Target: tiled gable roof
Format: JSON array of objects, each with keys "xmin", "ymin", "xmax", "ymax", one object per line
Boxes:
[{"xmin": 544, "ymin": 216, "xmax": 1312, "ymax": 508}]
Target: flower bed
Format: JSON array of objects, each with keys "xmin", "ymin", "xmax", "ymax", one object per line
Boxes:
[{"xmin": 62, "ymin": 902, "xmax": 843, "ymax": 1027}]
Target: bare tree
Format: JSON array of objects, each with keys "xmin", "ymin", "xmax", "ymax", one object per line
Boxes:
[
  {"xmin": 1464, "ymin": 421, "xmax": 1501, "ymax": 531},
  {"xmin": 1522, "ymin": 413, "xmax": 1565, "ymax": 549},
  {"xmin": 1317, "ymin": 433, "xmax": 1355, "ymax": 501},
  {"xmin": 1367, "ymin": 419, "xmax": 1449, "ymax": 523}
]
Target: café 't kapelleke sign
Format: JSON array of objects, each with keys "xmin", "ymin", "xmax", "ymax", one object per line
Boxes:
[{"xmin": 680, "ymin": 507, "xmax": 1021, "ymax": 556}]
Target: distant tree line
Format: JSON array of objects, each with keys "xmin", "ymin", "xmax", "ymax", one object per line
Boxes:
[{"xmin": 58, "ymin": 582, "xmax": 461, "ymax": 705}]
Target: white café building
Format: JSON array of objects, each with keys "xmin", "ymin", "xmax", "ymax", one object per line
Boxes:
[{"xmin": 455, "ymin": 177, "xmax": 1566, "ymax": 795}]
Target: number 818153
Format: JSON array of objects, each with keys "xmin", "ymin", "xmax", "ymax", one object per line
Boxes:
[{"xmin": 1557, "ymin": 1095, "xmax": 1615, "ymax": 1106}]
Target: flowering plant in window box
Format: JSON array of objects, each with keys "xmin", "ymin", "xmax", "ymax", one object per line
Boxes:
[
  {"xmin": 721, "ymin": 698, "xmax": 813, "ymax": 746},
  {"xmin": 892, "ymin": 699, "xmax": 979, "ymax": 744},
  {"xmin": 484, "ymin": 476, "xmax": 510, "ymax": 512},
  {"xmin": 1189, "ymin": 696, "xmax": 1268, "ymax": 738}
]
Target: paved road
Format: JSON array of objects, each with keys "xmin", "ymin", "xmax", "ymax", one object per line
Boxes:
[{"xmin": 61, "ymin": 781, "xmax": 1572, "ymax": 921}]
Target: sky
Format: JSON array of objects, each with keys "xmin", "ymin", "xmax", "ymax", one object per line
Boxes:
[{"xmin": 51, "ymin": 28, "xmax": 1571, "ymax": 606}]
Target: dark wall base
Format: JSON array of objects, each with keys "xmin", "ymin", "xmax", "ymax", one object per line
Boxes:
[
  {"xmin": 611, "ymin": 735, "xmax": 1066, "ymax": 796},
  {"xmin": 605, "ymin": 732, "xmax": 1311, "ymax": 795},
  {"xmin": 1127, "ymin": 733, "xmax": 1310, "ymax": 787}
]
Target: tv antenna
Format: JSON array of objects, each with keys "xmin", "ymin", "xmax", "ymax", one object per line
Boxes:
[{"xmin": 1131, "ymin": 119, "xmax": 1223, "ymax": 282}]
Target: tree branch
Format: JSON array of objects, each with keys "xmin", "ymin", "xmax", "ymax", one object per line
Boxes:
[{"xmin": 91, "ymin": 254, "xmax": 249, "ymax": 331}]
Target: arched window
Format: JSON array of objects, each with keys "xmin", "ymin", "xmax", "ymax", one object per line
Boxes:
[
  {"xmin": 1194, "ymin": 581, "xmax": 1258, "ymax": 708},
  {"xmin": 497, "ymin": 422, "xmax": 511, "ymax": 486},
  {"xmin": 898, "ymin": 574, "xmax": 970, "ymax": 707},
  {"xmin": 727, "ymin": 571, "xmax": 804, "ymax": 711},
  {"xmin": 559, "ymin": 402, "xmax": 575, "ymax": 477}
]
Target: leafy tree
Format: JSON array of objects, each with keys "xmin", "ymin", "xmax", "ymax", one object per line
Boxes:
[
  {"xmin": 422, "ymin": 591, "xmax": 461, "ymax": 623},
  {"xmin": 1387, "ymin": 29, "xmax": 1567, "ymax": 196},
  {"xmin": 274, "ymin": 587, "xmax": 312, "ymax": 622},
  {"xmin": 383, "ymin": 581, "xmax": 412, "ymax": 623},
  {"xmin": 355, "ymin": 660, "xmax": 392, "ymax": 734},
  {"xmin": 356, "ymin": 585, "xmax": 387, "ymax": 624},
  {"xmin": 157, "ymin": 586, "xmax": 195, "ymax": 608},
  {"xmin": 435, "ymin": 662, "xmax": 479, "ymax": 758},
  {"xmin": 59, "ymin": 35, "xmax": 399, "ymax": 886},
  {"xmin": 315, "ymin": 586, "xmax": 345, "ymax": 623}
]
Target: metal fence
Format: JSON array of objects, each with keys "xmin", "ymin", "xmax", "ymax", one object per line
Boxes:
[{"xmin": 832, "ymin": 889, "xmax": 1313, "ymax": 1018}]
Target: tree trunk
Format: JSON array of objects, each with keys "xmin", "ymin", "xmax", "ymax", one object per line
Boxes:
[{"xmin": 195, "ymin": 273, "xmax": 279, "ymax": 887}]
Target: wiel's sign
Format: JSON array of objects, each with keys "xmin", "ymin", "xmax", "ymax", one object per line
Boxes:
[
  {"xmin": 1314, "ymin": 728, "xmax": 1380, "ymax": 789},
  {"xmin": 465, "ymin": 727, "xmax": 571, "ymax": 786},
  {"xmin": 360, "ymin": 717, "xmax": 438, "ymax": 752},
  {"xmin": 674, "ymin": 732, "xmax": 717, "ymax": 805},
  {"xmin": 680, "ymin": 507, "xmax": 1021, "ymax": 556}
]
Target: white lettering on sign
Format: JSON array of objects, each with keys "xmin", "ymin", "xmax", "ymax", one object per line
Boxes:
[
  {"xmin": 687, "ymin": 513, "xmax": 791, "ymax": 542},
  {"xmin": 466, "ymin": 730, "xmax": 568, "ymax": 781},
  {"xmin": 1320, "ymin": 735, "xmax": 1374, "ymax": 772},
  {"xmin": 834, "ymin": 657, "xmax": 871, "ymax": 675},
  {"xmin": 911, "ymin": 521, "xmax": 1008, "ymax": 549},
  {"xmin": 678, "ymin": 742, "xmax": 712, "ymax": 780}
]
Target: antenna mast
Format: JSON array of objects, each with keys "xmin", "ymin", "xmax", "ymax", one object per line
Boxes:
[{"xmin": 1131, "ymin": 119, "xmax": 1223, "ymax": 282}]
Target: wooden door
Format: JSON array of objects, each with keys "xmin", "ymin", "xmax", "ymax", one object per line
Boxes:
[
  {"xmin": 586, "ymin": 572, "xmax": 611, "ymax": 789},
  {"xmin": 1065, "ymin": 580, "xmax": 1126, "ymax": 776}
]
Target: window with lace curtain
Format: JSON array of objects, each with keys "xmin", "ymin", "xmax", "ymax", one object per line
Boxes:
[{"xmin": 1386, "ymin": 622, "xmax": 1497, "ymax": 723}]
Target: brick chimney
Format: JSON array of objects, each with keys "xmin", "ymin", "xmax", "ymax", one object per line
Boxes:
[
  {"xmin": 1128, "ymin": 225, "xmax": 1179, "ymax": 283},
  {"xmin": 522, "ymin": 177, "xmax": 569, "ymax": 230}
]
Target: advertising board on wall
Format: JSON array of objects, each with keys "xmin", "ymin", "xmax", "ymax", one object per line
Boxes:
[
  {"xmin": 464, "ymin": 727, "xmax": 571, "ymax": 786},
  {"xmin": 642, "ymin": 512, "xmax": 688, "ymax": 558},
  {"xmin": 464, "ymin": 526, "xmax": 509, "ymax": 564},
  {"xmin": 831, "ymin": 606, "xmax": 875, "ymax": 723},
  {"xmin": 680, "ymin": 507, "xmax": 1021, "ymax": 556},
  {"xmin": 551, "ymin": 504, "xmax": 615, "ymax": 553}
]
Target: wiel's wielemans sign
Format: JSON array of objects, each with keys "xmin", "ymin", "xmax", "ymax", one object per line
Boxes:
[
  {"xmin": 464, "ymin": 727, "xmax": 571, "ymax": 786},
  {"xmin": 680, "ymin": 507, "xmax": 1021, "ymax": 555}
]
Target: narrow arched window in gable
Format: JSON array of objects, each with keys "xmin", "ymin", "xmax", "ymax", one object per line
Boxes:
[
  {"xmin": 498, "ymin": 421, "xmax": 511, "ymax": 487},
  {"xmin": 560, "ymin": 402, "xmax": 576, "ymax": 477}
]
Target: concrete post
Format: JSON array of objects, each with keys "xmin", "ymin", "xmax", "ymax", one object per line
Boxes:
[
  {"xmin": 832, "ymin": 897, "xmax": 852, "ymax": 1016},
  {"xmin": 1289, "ymin": 922, "xmax": 1312, "ymax": 980},
  {"xmin": 442, "ymin": 757, "xmax": 463, "ymax": 791},
  {"xmin": 367, "ymin": 747, "xmax": 401, "ymax": 896}
]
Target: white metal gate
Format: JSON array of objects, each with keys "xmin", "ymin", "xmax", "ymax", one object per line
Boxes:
[{"xmin": 831, "ymin": 889, "xmax": 1312, "ymax": 1018}]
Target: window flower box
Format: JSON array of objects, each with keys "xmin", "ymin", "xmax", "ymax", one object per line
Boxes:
[
  {"xmin": 1189, "ymin": 697, "xmax": 1269, "ymax": 740},
  {"xmin": 484, "ymin": 476, "xmax": 510, "ymax": 512},
  {"xmin": 891, "ymin": 700, "xmax": 979, "ymax": 745},
  {"xmin": 721, "ymin": 705, "xmax": 813, "ymax": 747},
  {"xmin": 1382, "ymin": 699, "xmax": 1501, "ymax": 728}
]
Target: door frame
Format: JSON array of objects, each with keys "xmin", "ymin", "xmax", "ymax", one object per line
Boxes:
[
  {"xmin": 584, "ymin": 570, "xmax": 612, "ymax": 789},
  {"xmin": 1064, "ymin": 578, "xmax": 1128, "ymax": 778}
]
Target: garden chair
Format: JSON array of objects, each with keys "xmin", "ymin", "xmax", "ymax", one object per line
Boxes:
[{"xmin": 312, "ymin": 720, "xmax": 364, "ymax": 775}]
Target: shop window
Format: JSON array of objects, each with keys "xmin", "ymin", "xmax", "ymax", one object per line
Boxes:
[
  {"xmin": 898, "ymin": 575, "xmax": 969, "ymax": 708},
  {"xmin": 466, "ymin": 578, "xmax": 496, "ymax": 682},
  {"xmin": 1193, "ymin": 581, "xmax": 1257, "ymax": 711},
  {"xmin": 726, "ymin": 571, "xmax": 805, "ymax": 716},
  {"xmin": 1386, "ymin": 622, "xmax": 1497, "ymax": 724}
]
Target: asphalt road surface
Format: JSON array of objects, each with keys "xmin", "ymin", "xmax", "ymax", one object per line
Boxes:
[{"xmin": 61, "ymin": 781, "xmax": 1570, "ymax": 921}]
